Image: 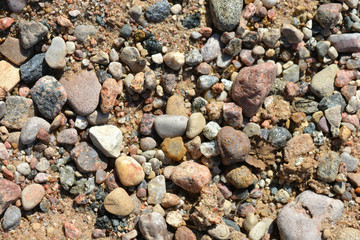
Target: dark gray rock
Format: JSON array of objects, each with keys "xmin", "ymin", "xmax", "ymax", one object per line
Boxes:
[
  {"xmin": 20, "ymin": 53, "xmax": 49, "ymax": 84},
  {"xmin": 317, "ymin": 151, "xmax": 341, "ymax": 183},
  {"xmin": 2, "ymin": 206, "xmax": 21, "ymax": 230},
  {"xmin": 268, "ymin": 127, "xmax": 292, "ymax": 148},
  {"xmin": 318, "ymin": 92, "xmax": 346, "ymax": 112},
  {"xmin": 145, "ymin": 0, "xmax": 171, "ymax": 23},
  {"xmin": 19, "ymin": 20, "xmax": 48, "ymax": 49}
]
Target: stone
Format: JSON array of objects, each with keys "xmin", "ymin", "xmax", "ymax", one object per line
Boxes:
[
  {"xmin": 317, "ymin": 151, "xmax": 341, "ymax": 183},
  {"xmin": 248, "ymin": 218, "xmax": 273, "ymax": 240},
  {"xmin": 45, "ymin": 37, "xmax": 67, "ymax": 69},
  {"xmin": 337, "ymin": 228, "xmax": 360, "ymax": 240},
  {"xmin": 277, "ymin": 191, "xmax": 343, "ymax": 240},
  {"xmin": 201, "ymin": 34, "xmax": 221, "ymax": 62},
  {"xmin": 70, "ymin": 142, "xmax": 107, "ymax": 173},
  {"xmin": 6, "ymin": 0, "xmax": 27, "ymax": 12},
  {"xmin": 161, "ymin": 137, "xmax": 187, "ymax": 161},
  {"xmin": 162, "ymin": 193, "xmax": 181, "ymax": 208},
  {"xmin": 175, "ymin": 226, "xmax": 196, "ymax": 240},
  {"xmin": 31, "ymin": 76, "xmax": 67, "ymax": 120},
  {"xmin": 148, "ymin": 175, "xmax": 166, "ymax": 204},
  {"xmin": 64, "ymin": 222, "xmax": 82, "ymax": 239},
  {"xmin": 120, "ymin": 47, "xmax": 146, "ymax": 73},
  {"xmin": 115, "ymin": 156, "xmax": 145, "ymax": 187},
  {"xmin": 87, "ymin": 110, "xmax": 110, "ymax": 126},
  {"xmin": 335, "ymin": 70, "xmax": 356, "ymax": 88},
  {"xmin": 59, "ymin": 70, "xmax": 101, "ymax": 116},
  {"xmin": 243, "ymin": 123, "xmax": 261, "ymax": 137},
  {"xmin": 104, "ymin": 187, "xmax": 134, "ymax": 216},
  {"xmin": 209, "ymin": 0, "xmax": 243, "ymax": 31},
  {"xmin": 164, "ymin": 52, "xmax": 185, "ymax": 70},
  {"xmin": 140, "ymin": 113, "xmax": 156, "ymax": 136},
  {"xmin": 139, "ymin": 212, "xmax": 169, "ymax": 240},
  {"xmin": 166, "ymin": 95, "xmax": 189, "ymax": 116},
  {"xmin": 108, "ymin": 62, "xmax": 123, "ymax": 80},
  {"xmin": 223, "ymin": 102, "xmax": 243, "ymax": 129},
  {"xmin": 325, "ymin": 105, "xmax": 341, "ymax": 128},
  {"xmin": 74, "ymin": 25, "xmax": 97, "ymax": 43},
  {"xmin": 2, "ymin": 205, "xmax": 21, "ymax": 230},
  {"xmin": 316, "ymin": 3, "xmax": 342, "ymax": 29},
  {"xmin": 185, "ymin": 136, "xmax": 202, "ymax": 160},
  {"xmin": 340, "ymin": 152, "xmax": 358, "ymax": 172},
  {"xmin": 0, "ymin": 60, "xmax": 20, "ymax": 92},
  {"xmin": 20, "ymin": 53, "xmax": 48, "ymax": 84},
  {"xmin": 282, "ymin": 64, "xmax": 299, "ymax": 82},
  {"xmin": 231, "ymin": 62, "xmax": 277, "ymax": 117},
  {"xmin": 217, "ymin": 126, "xmax": 251, "ymax": 166},
  {"xmin": 198, "ymin": 75, "xmax": 219, "ymax": 90},
  {"xmin": 348, "ymin": 173, "xmax": 360, "ymax": 187},
  {"xmin": 171, "ymin": 161, "xmax": 211, "ymax": 193},
  {"xmin": 185, "ymin": 49, "xmax": 203, "ymax": 67},
  {"xmin": 100, "ymin": 78, "xmax": 120, "ymax": 114},
  {"xmin": 57, "ymin": 128, "xmax": 78, "ymax": 145},
  {"xmin": 20, "ymin": 117, "xmax": 50, "ymax": 145},
  {"xmin": 75, "ymin": 115, "xmax": 88, "ymax": 130},
  {"xmin": 89, "ymin": 125, "xmax": 122, "ymax": 158},
  {"xmin": 0, "ymin": 179, "xmax": 21, "ymax": 214},
  {"xmin": 19, "ymin": 20, "xmax": 48, "ymax": 49},
  {"xmin": 186, "ymin": 113, "xmax": 206, "ymax": 138},
  {"xmin": 268, "ymin": 127, "xmax": 292, "ymax": 148},
  {"xmin": 145, "ymin": 0, "xmax": 171, "ymax": 23},
  {"xmin": 154, "ymin": 115, "xmax": 188, "ymax": 138},
  {"xmin": 281, "ymin": 24, "xmax": 304, "ymax": 44},
  {"xmin": 166, "ymin": 211, "xmax": 184, "ymax": 228},
  {"xmin": 310, "ymin": 64, "xmax": 339, "ymax": 98},
  {"xmin": 90, "ymin": 51, "xmax": 109, "ymax": 65},
  {"xmin": 21, "ymin": 183, "xmax": 45, "ymax": 211},
  {"xmin": 140, "ymin": 137, "xmax": 157, "ymax": 151},
  {"xmin": 1, "ymin": 96, "xmax": 34, "ymax": 130},
  {"xmin": 226, "ymin": 166, "xmax": 254, "ymax": 189},
  {"xmin": 328, "ymin": 33, "xmax": 360, "ymax": 53},
  {"xmin": 203, "ymin": 121, "xmax": 221, "ymax": 140},
  {"xmin": 0, "ymin": 37, "xmax": 33, "ymax": 66}
]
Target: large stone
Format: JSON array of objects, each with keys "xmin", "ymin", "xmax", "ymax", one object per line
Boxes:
[
  {"xmin": 277, "ymin": 191, "xmax": 343, "ymax": 240},
  {"xmin": 45, "ymin": 36, "xmax": 67, "ymax": 69},
  {"xmin": 139, "ymin": 212, "xmax": 169, "ymax": 240},
  {"xmin": 115, "ymin": 156, "xmax": 145, "ymax": 187},
  {"xmin": 20, "ymin": 117, "xmax": 50, "ymax": 145},
  {"xmin": 0, "ymin": 179, "xmax": 21, "ymax": 214},
  {"xmin": 104, "ymin": 187, "xmax": 134, "ymax": 216},
  {"xmin": 0, "ymin": 60, "xmax": 20, "ymax": 92},
  {"xmin": 21, "ymin": 183, "xmax": 45, "ymax": 211},
  {"xmin": 310, "ymin": 64, "xmax": 339, "ymax": 98},
  {"xmin": 316, "ymin": 3, "xmax": 342, "ymax": 29},
  {"xmin": 20, "ymin": 53, "xmax": 49, "ymax": 84},
  {"xmin": 74, "ymin": 25, "xmax": 97, "ymax": 43},
  {"xmin": 59, "ymin": 70, "xmax": 101, "ymax": 116},
  {"xmin": 231, "ymin": 62, "xmax": 277, "ymax": 117},
  {"xmin": 120, "ymin": 47, "xmax": 146, "ymax": 73},
  {"xmin": 89, "ymin": 125, "xmax": 122, "ymax": 158},
  {"xmin": 70, "ymin": 142, "xmax": 107, "ymax": 173},
  {"xmin": 2, "ymin": 206, "xmax": 21, "ymax": 230},
  {"xmin": 19, "ymin": 20, "xmax": 48, "ymax": 49},
  {"xmin": 31, "ymin": 76, "xmax": 67, "ymax": 120},
  {"xmin": 6, "ymin": 0, "xmax": 27, "ymax": 13},
  {"xmin": 328, "ymin": 33, "xmax": 360, "ymax": 53},
  {"xmin": 0, "ymin": 37, "xmax": 33, "ymax": 66},
  {"xmin": 209, "ymin": 0, "xmax": 243, "ymax": 31},
  {"xmin": 154, "ymin": 115, "xmax": 188, "ymax": 139},
  {"xmin": 201, "ymin": 34, "xmax": 221, "ymax": 62},
  {"xmin": 1, "ymin": 96, "xmax": 34, "ymax": 130}
]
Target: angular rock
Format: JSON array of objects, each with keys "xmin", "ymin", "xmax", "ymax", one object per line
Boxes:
[
  {"xmin": 20, "ymin": 53, "xmax": 49, "ymax": 84},
  {"xmin": 317, "ymin": 151, "xmax": 341, "ymax": 183},
  {"xmin": 201, "ymin": 34, "xmax": 221, "ymax": 62},
  {"xmin": 148, "ymin": 175, "xmax": 166, "ymax": 204},
  {"xmin": 209, "ymin": 0, "xmax": 243, "ymax": 31},
  {"xmin": 57, "ymin": 128, "xmax": 78, "ymax": 145},
  {"xmin": 89, "ymin": 125, "xmax": 122, "ymax": 158},
  {"xmin": 145, "ymin": 0, "xmax": 171, "ymax": 23},
  {"xmin": 0, "ymin": 37, "xmax": 33, "ymax": 66},
  {"xmin": 100, "ymin": 78, "xmax": 120, "ymax": 114},
  {"xmin": 161, "ymin": 137, "xmax": 187, "ymax": 161},
  {"xmin": 139, "ymin": 212, "xmax": 169, "ymax": 240},
  {"xmin": 19, "ymin": 20, "xmax": 48, "ymax": 49},
  {"xmin": 70, "ymin": 142, "xmax": 107, "ymax": 173},
  {"xmin": 1, "ymin": 96, "xmax": 34, "ymax": 130},
  {"xmin": 281, "ymin": 24, "xmax": 304, "ymax": 44},
  {"xmin": 20, "ymin": 117, "xmax": 50, "ymax": 145},
  {"xmin": 0, "ymin": 179, "xmax": 21, "ymax": 214},
  {"xmin": 120, "ymin": 47, "xmax": 146, "ymax": 73},
  {"xmin": 0, "ymin": 60, "xmax": 20, "ymax": 92},
  {"xmin": 223, "ymin": 102, "xmax": 243, "ymax": 129}
]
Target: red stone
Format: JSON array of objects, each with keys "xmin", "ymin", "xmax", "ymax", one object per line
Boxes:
[
  {"xmin": 342, "ymin": 113, "xmax": 359, "ymax": 127},
  {"xmin": 92, "ymin": 229, "xmax": 106, "ymax": 238},
  {"xmin": 3, "ymin": 168, "xmax": 14, "ymax": 181},
  {"xmin": 36, "ymin": 127, "xmax": 51, "ymax": 144},
  {"xmin": 242, "ymin": 3, "xmax": 256, "ymax": 20},
  {"xmin": 231, "ymin": 62, "xmax": 277, "ymax": 117},
  {"xmin": 240, "ymin": 49, "xmax": 256, "ymax": 66},
  {"xmin": 199, "ymin": 27, "xmax": 212, "ymax": 38},
  {"xmin": 64, "ymin": 222, "xmax": 82, "ymax": 239},
  {"xmin": 223, "ymin": 102, "xmax": 243, "ymax": 129},
  {"xmin": 74, "ymin": 194, "xmax": 88, "ymax": 205},
  {"xmin": 0, "ymin": 18, "xmax": 14, "ymax": 30},
  {"xmin": 341, "ymin": 85, "xmax": 356, "ymax": 102},
  {"xmin": 335, "ymin": 70, "xmax": 356, "ymax": 88},
  {"xmin": 0, "ymin": 179, "xmax": 21, "ymax": 214},
  {"xmin": 100, "ymin": 78, "xmax": 120, "ymax": 114}
]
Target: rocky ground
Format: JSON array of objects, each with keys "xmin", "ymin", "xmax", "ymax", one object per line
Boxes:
[{"xmin": 0, "ymin": 0, "xmax": 360, "ymax": 239}]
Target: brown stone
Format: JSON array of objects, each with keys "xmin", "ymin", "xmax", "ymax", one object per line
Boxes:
[
  {"xmin": 0, "ymin": 37, "xmax": 33, "ymax": 66},
  {"xmin": 223, "ymin": 102, "xmax": 243, "ymax": 129},
  {"xmin": 21, "ymin": 183, "xmax": 45, "ymax": 211},
  {"xmin": 70, "ymin": 142, "xmax": 107, "ymax": 173},
  {"xmin": 175, "ymin": 226, "xmax": 196, "ymax": 240},
  {"xmin": 100, "ymin": 78, "xmax": 121, "ymax": 114},
  {"xmin": 231, "ymin": 62, "xmax": 277, "ymax": 117},
  {"xmin": 161, "ymin": 137, "xmax": 187, "ymax": 161},
  {"xmin": 226, "ymin": 165, "xmax": 254, "ymax": 189},
  {"xmin": 161, "ymin": 193, "xmax": 181, "ymax": 208},
  {"xmin": 166, "ymin": 95, "xmax": 189, "ymax": 117},
  {"xmin": 115, "ymin": 156, "xmax": 145, "ymax": 187},
  {"xmin": 104, "ymin": 187, "xmax": 134, "ymax": 216},
  {"xmin": 0, "ymin": 60, "xmax": 20, "ymax": 92},
  {"xmin": 348, "ymin": 173, "xmax": 360, "ymax": 187}
]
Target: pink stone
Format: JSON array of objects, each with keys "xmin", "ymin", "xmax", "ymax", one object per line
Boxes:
[
  {"xmin": 242, "ymin": 3, "xmax": 256, "ymax": 20},
  {"xmin": 335, "ymin": 70, "xmax": 356, "ymax": 88},
  {"xmin": 240, "ymin": 49, "xmax": 256, "ymax": 66},
  {"xmin": 342, "ymin": 113, "xmax": 359, "ymax": 127}
]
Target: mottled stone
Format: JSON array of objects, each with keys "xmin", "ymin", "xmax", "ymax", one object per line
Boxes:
[
  {"xmin": 20, "ymin": 53, "xmax": 48, "ymax": 84},
  {"xmin": 57, "ymin": 128, "xmax": 78, "ymax": 145},
  {"xmin": 161, "ymin": 137, "xmax": 187, "ymax": 161},
  {"xmin": 209, "ymin": 0, "xmax": 243, "ymax": 31},
  {"xmin": 70, "ymin": 142, "xmax": 107, "ymax": 173},
  {"xmin": 226, "ymin": 166, "xmax": 254, "ymax": 189},
  {"xmin": 20, "ymin": 117, "xmax": 50, "ymax": 145},
  {"xmin": 316, "ymin": 3, "xmax": 342, "ymax": 29},
  {"xmin": 0, "ymin": 179, "xmax": 21, "ymax": 214},
  {"xmin": 100, "ymin": 78, "xmax": 120, "ymax": 114},
  {"xmin": 19, "ymin": 20, "xmax": 48, "ymax": 49},
  {"xmin": 223, "ymin": 102, "xmax": 243, "ymax": 129},
  {"xmin": 21, "ymin": 183, "xmax": 45, "ymax": 211},
  {"xmin": 328, "ymin": 33, "xmax": 360, "ymax": 53},
  {"xmin": 1, "ymin": 96, "xmax": 34, "ymax": 130}
]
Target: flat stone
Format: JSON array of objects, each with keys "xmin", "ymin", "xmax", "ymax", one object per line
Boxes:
[
  {"xmin": 201, "ymin": 34, "xmax": 221, "ymax": 62},
  {"xmin": 328, "ymin": 33, "xmax": 360, "ymax": 53},
  {"xmin": 0, "ymin": 37, "xmax": 33, "ymax": 66},
  {"xmin": 31, "ymin": 75, "xmax": 67, "ymax": 120},
  {"xmin": 0, "ymin": 60, "xmax": 20, "ymax": 92},
  {"xmin": 74, "ymin": 25, "xmax": 97, "ymax": 43},
  {"xmin": 209, "ymin": 0, "xmax": 243, "ymax": 31},
  {"xmin": 1, "ymin": 96, "xmax": 34, "ymax": 130},
  {"xmin": 310, "ymin": 64, "xmax": 339, "ymax": 98},
  {"xmin": 59, "ymin": 70, "xmax": 101, "ymax": 116},
  {"xmin": 317, "ymin": 151, "xmax": 341, "ymax": 183},
  {"xmin": 20, "ymin": 117, "xmax": 50, "ymax": 145},
  {"xmin": 89, "ymin": 125, "xmax": 123, "ymax": 158},
  {"xmin": 20, "ymin": 53, "xmax": 49, "ymax": 84},
  {"xmin": 148, "ymin": 175, "xmax": 166, "ymax": 204},
  {"xmin": 186, "ymin": 112, "xmax": 206, "ymax": 138},
  {"xmin": 21, "ymin": 183, "xmax": 45, "ymax": 211},
  {"xmin": 104, "ymin": 187, "xmax": 134, "ymax": 216},
  {"xmin": 0, "ymin": 179, "xmax": 21, "ymax": 214},
  {"xmin": 70, "ymin": 142, "xmax": 107, "ymax": 173},
  {"xmin": 115, "ymin": 156, "xmax": 145, "ymax": 187},
  {"xmin": 154, "ymin": 115, "xmax": 188, "ymax": 139},
  {"xmin": 19, "ymin": 20, "xmax": 48, "ymax": 49},
  {"xmin": 57, "ymin": 128, "xmax": 78, "ymax": 145},
  {"xmin": 45, "ymin": 36, "xmax": 67, "ymax": 69}
]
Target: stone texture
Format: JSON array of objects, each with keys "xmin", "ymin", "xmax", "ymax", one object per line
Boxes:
[
  {"xmin": 70, "ymin": 142, "xmax": 107, "ymax": 173},
  {"xmin": 20, "ymin": 53, "xmax": 49, "ymax": 84},
  {"xmin": 1, "ymin": 96, "xmax": 34, "ymax": 130},
  {"xmin": 226, "ymin": 166, "xmax": 254, "ymax": 189},
  {"xmin": 154, "ymin": 115, "xmax": 188, "ymax": 138},
  {"xmin": 209, "ymin": 0, "xmax": 243, "ymax": 31},
  {"xmin": 120, "ymin": 47, "xmax": 146, "ymax": 73},
  {"xmin": 0, "ymin": 60, "xmax": 20, "ymax": 92},
  {"xmin": 328, "ymin": 33, "xmax": 360, "ymax": 53},
  {"xmin": 100, "ymin": 78, "xmax": 120, "ymax": 114},
  {"xmin": 57, "ymin": 128, "xmax": 78, "ymax": 145},
  {"xmin": 6, "ymin": 0, "xmax": 27, "ymax": 13},
  {"xmin": 0, "ymin": 179, "xmax": 21, "ymax": 214},
  {"xmin": 171, "ymin": 161, "xmax": 211, "ymax": 193},
  {"xmin": 21, "ymin": 183, "xmax": 45, "ymax": 211},
  {"xmin": 19, "ymin": 20, "xmax": 48, "ymax": 49},
  {"xmin": 223, "ymin": 102, "xmax": 243, "ymax": 129},
  {"xmin": 20, "ymin": 117, "xmax": 50, "ymax": 145},
  {"xmin": 0, "ymin": 37, "xmax": 33, "ymax": 66},
  {"xmin": 231, "ymin": 62, "xmax": 277, "ymax": 117},
  {"xmin": 139, "ymin": 212, "xmax": 169, "ymax": 240},
  {"xmin": 148, "ymin": 175, "xmax": 166, "ymax": 204},
  {"xmin": 316, "ymin": 3, "xmax": 342, "ymax": 29},
  {"xmin": 186, "ymin": 113, "xmax": 206, "ymax": 139},
  {"xmin": 104, "ymin": 188, "xmax": 134, "ymax": 216},
  {"xmin": 201, "ymin": 34, "xmax": 221, "ymax": 62},
  {"xmin": 89, "ymin": 125, "xmax": 122, "ymax": 158},
  {"xmin": 281, "ymin": 24, "xmax": 304, "ymax": 44},
  {"xmin": 161, "ymin": 137, "xmax": 187, "ymax": 161},
  {"xmin": 74, "ymin": 25, "xmax": 97, "ymax": 43},
  {"xmin": 317, "ymin": 151, "xmax": 341, "ymax": 183},
  {"xmin": 115, "ymin": 156, "xmax": 145, "ymax": 187},
  {"xmin": 31, "ymin": 76, "xmax": 67, "ymax": 120},
  {"xmin": 59, "ymin": 70, "xmax": 101, "ymax": 116},
  {"xmin": 310, "ymin": 64, "xmax": 339, "ymax": 98},
  {"xmin": 2, "ymin": 205, "xmax": 21, "ymax": 230}
]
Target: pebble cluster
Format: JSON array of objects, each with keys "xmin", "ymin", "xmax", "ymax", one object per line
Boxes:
[{"xmin": 0, "ymin": 0, "xmax": 360, "ymax": 239}]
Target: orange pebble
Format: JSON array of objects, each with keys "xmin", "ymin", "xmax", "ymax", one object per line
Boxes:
[
  {"xmin": 0, "ymin": 17, "xmax": 14, "ymax": 30},
  {"xmin": 355, "ymin": 187, "xmax": 360, "ymax": 194}
]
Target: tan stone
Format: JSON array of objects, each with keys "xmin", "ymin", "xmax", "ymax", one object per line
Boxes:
[
  {"xmin": 161, "ymin": 193, "xmax": 181, "ymax": 208},
  {"xmin": 0, "ymin": 61, "xmax": 20, "ymax": 92},
  {"xmin": 104, "ymin": 187, "xmax": 134, "ymax": 216},
  {"xmin": 166, "ymin": 95, "xmax": 189, "ymax": 117},
  {"xmin": 161, "ymin": 137, "xmax": 187, "ymax": 161},
  {"xmin": 186, "ymin": 113, "xmax": 206, "ymax": 138},
  {"xmin": 115, "ymin": 156, "xmax": 145, "ymax": 187}
]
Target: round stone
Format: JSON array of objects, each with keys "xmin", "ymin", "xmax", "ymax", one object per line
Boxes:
[
  {"xmin": 226, "ymin": 165, "xmax": 255, "ymax": 189},
  {"xmin": 186, "ymin": 113, "xmax": 206, "ymax": 139},
  {"xmin": 104, "ymin": 187, "xmax": 134, "ymax": 216},
  {"xmin": 115, "ymin": 156, "xmax": 145, "ymax": 187},
  {"xmin": 21, "ymin": 183, "xmax": 45, "ymax": 211},
  {"xmin": 45, "ymin": 37, "xmax": 67, "ymax": 69}
]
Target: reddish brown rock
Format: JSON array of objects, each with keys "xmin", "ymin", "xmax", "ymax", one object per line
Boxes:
[
  {"xmin": 161, "ymin": 193, "xmax": 181, "ymax": 208},
  {"xmin": 64, "ymin": 222, "xmax": 82, "ymax": 239},
  {"xmin": 0, "ymin": 18, "xmax": 14, "ymax": 30},
  {"xmin": 231, "ymin": 62, "xmax": 277, "ymax": 117},
  {"xmin": 342, "ymin": 113, "xmax": 359, "ymax": 127},
  {"xmin": 341, "ymin": 85, "xmax": 356, "ymax": 102},
  {"xmin": 223, "ymin": 102, "xmax": 243, "ymax": 129},
  {"xmin": 348, "ymin": 173, "xmax": 360, "ymax": 187},
  {"xmin": 2, "ymin": 168, "xmax": 14, "ymax": 181},
  {"xmin": 105, "ymin": 172, "xmax": 120, "ymax": 192},
  {"xmin": 0, "ymin": 179, "xmax": 21, "ymax": 214},
  {"xmin": 92, "ymin": 229, "xmax": 106, "ymax": 238},
  {"xmin": 175, "ymin": 226, "xmax": 197, "ymax": 240},
  {"xmin": 0, "ymin": 37, "xmax": 33, "ymax": 66},
  {"xmin": 335, "ymin": 70, "xmax": 356, "ymax": 88},
  {"xmin": 217, "ymin": 126, "xmax": 251, "ymax": 166},
  {"xmin": 100, "ymin": 78, "xmax": 121, "ymax": 114},
  {"xmin": 57, "ymin": 128, "xmax": 78, "ymax": 145},
  {"xmin": 36, "ymin": 128, "xmax": 50, "ymax": 144},
  {"xmin": 226, "ymin": 166, "xmax": 254, "ymax": 189},
  {"xmin": 70, "ymin": 142, "xmax": 107, "ymax": 173},
  {"xmin": 316, "ymin": 3, "xmax": 342, "ymax": 29},
  {"xmin": 171, "ymin": 161, "xmax": 211, "ymax": 193}
]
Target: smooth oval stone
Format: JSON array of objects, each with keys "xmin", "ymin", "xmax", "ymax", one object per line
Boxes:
[
  {"xmin": 154, "ymin": 115, "xmax": 188, "ymax": 139},
  {"xmin": 209, "ymin": 0, "xmax": 243, "ymax": 31}
]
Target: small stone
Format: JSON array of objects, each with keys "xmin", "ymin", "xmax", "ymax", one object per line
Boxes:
[
  {"xmin": 281, "ymin": 24, "xmax": 304, "ymax": 44},
  {"xmin": 57, "ymin": 128, "xmax": 78, "ymax": 145},
  {"xmin": 166, "ymin": 211, "xmax": 184, "ymax": 228},
  {"xmin": 282, "ymin": 64, "xmax": 300, "ymax": 82},
  {"xmin": 198, "ymin": 75, "xmax": 219, "ymax": 90},
  {"xmin": 201, "ymin": 34, "xmax": 221, "ymax": 62},
  {"xmin": 90, "ymin": 51, "xmax": 109, "ymax": 65},
  {"xmin": 171, "ymin": 161, "xmax": 211, "ymax": 193},
  {"xmin": 74, "ymin": 115, "xmax": 88, "ymax": 130},
  {"xmin": 161, "ymin": 193, "xmax": 181, "ymax": 208},
  {"xmin": 337, "ymin": 228, "xmax": 360, "ymax": 240},
  {"xmin": 19, "ymin": 21, "xmax": 48, "ymax": 49},
  {"xmin": 248, "ymin": 218, "xmax": 273, "ymax": 240},
  {"xmin": 186, "ymin": 113, "xmax": 206, "ymax": 138},
  {"xmin": 340, "ymin": 152, "xmax": 358, "ymax": 172},
  {"xmin": 226, "ymin": 165, "xmax": 254, "ymax": 189},
  {"xmin": 145, "ymin": 0, "xmax": 171, "ymax": 23},
  {"xmin": 209, "ymin": 0, "xmax": 243, "ymax": 31},
  {"xmin": 45, "ymin": 37, "xmax": 67, "ymax": 69},
  {"xmin": 0, "ymin": 60, "xmax": 20, "ymax": 92},
  {"xmin": 262, "ymin": 0, "xmax": 277, "ymax": 8},
  {"xmin": 120, "ymin": 47, "xmax": 146, "ymax": 73},
  {"xmin": 0, "ymin": 179, "xmax": 21, "ymax": 214},
  {"xmin": 325, "ymin": 105, "xmax": 341, "ymax": 128},
  {"xmin": 310, "ymin": 64, "xmax": 339, "ymax": 98},
  {"xmin": 203, "ymin": 121, "xmax": 221, "ymax": 140},
  {"xmin": 243, "ymin": 123, "xmax": 261, "ymax": 137},
  {"xmin": 328, "ymin": 33, "xmax": 360, "ymax": 53},
  {"xmin": 223, "ymin": 102, "xmax": 243, "ymax": 129},
  {"xmin": 166, "ymin": 95, "xmax": 189, "ymax": 117},
  {"xmin": 6, "ymin": 0, "xmax": 27, "ymax": 13},
  {"xmin": 154, "ymin": 115, "xmax": 188, "ymax": 138},
  {"xmin": 268, "ymin": 127, "xmax": 292, "ymax": 148},
  {"xmin": 185, "ymin": 49, "xmax": 203, "ymax": 67},
  {"xmin": 70, "ymin": 142, "xmax": 107, "ymax": 173},
  {"xmin": 20, "ymin": 53, "xmax": 48, "ymax": 84},
  {"xmin": 108, "ymin": 62, "xmax": 123, "ymax": 80},
  {"xmin": 64, "ymin": 222, "xmax": 82, "ymax": 239},
  {"xmin": 175, "ymin": 226, "xmax": 196, "ymax": 240},
  {"xmin": 115, "ymin": 156, "xmax": 145, "ymax": 187},
  {"xmin": 316, "ymin": 3, "xmax": 342, "ymax": 29},
  {"xmin": 104, "ymin": 187, "xmax": 134, "ymax": 216},
  {"xmin": 20, "ymin": 117, "xmax": 50, "ymax": 145},
  {"xmin": 2, "ymin": 205, "xmax": 21, "ymax": 230},
  {"xmin": 148, "ymin": 175, "xmax": 166, "ymax": 204},
  {"xmin": 0, "ymin": 37, "xmax": 33, "ymax": 66},
  {"xmin": 151, "ymin": 53, "xmax": 164, "ymax": 64},
  {"xmin": 225, "ymin": 38, "xmax": 242, "ymax": 56},
  {"xmin": 0, "ymin": 17, "xmax": 14, "ymax": 30},
  {"xmin": 208, "ymin": 224, "xmax": 230, "ymax": 240},
  {"xmin": 100, "ymin": 78, "xmax": 120, "ymax": 114},
  {"xmin": 87, "ymin": 110, "xmax": 110, "ymax": 126},
  {"xmin": 161, "ymin": 137, "xmax": 187, "ymax": 161},
  {"xmin": 164, "ymin": 52, "xmax": 185, "ymax": 70},
  {"xmin": 140, "ymin": 113, "xmax": 155, "ymax": 135},
  {"xmin": 139, "ymin": 212, "xmax": 169, "ymax": 240},
  {"xmin": 74, "ymin": 25, "xmax": 97, "ymax": 43},
  {"xmin": 140, "ymin": 137, "xmax": 157, "ymax": 151},
  {"xmin": 21, "ymin": 183, "xmax": 45, "ymax": 211}
]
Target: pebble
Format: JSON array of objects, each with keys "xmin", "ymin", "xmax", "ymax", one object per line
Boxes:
[
  {"xmin": 154, "ymin": 115, "xmax": 188, "ymax": 138},
  {"xmin": 139, "ymin": 212, "xmax": 169, "ymax": 240},
  {"xmin": 207, "ymin": 224, "xmax": 230, "ymax": 240},
  {"xmin": 325, "ymin": 105, "xmax": 342, "ymax": 128},
  {"xmin": 161, "ymin": 193, "xmax": 181, "ymax": 208},
  {"xmin": 74, "ymin": 115, "xmax": 88, "ymax": 130},
  {"xmin": 90, "ymin": 125, "xmax": 123, "ymax": 157},
  {"xmin": 340, "ymin": 152, "xmax": 358, "ymax": 172},
  {"xmin": 0, "ymin": 60, "xmax": 20, "ymax": 92},
  {"xmin": 310, "ymin": 64, "xmax": 339, "ymax": 98},
  {"xmin": 151, "ymin": 53, "xmax": 164, "ymax": 64},
  {"xmin": 198, "ymin": 75, "xmax": 219, "ymax": 90},
  {"xmin": 186, "ymin": 112, "xmax": 206, "ymax": 138},
  {"xmin": 70, "ymin": 142, "xmax": 107, "ymax": 173},
  {"xmin": 31, "ymin": 76, "xmax": 67, "ymax": 120},
  {"xmin": 74, "ymin": 25, "xmax": 97, "ymax": 43},
  {"xmin": 104, "ymin": 188, "xmax": 134, "ymax": 216},
  {"xmin": 0, "ymin": 37, "xmax": 33, "ymax": 66},
  {"xmin": 115, "ymin": 156, "xmax": 145, "ymax": 187},
  {"xmin": 268, "ymin": 127, "xmax": 292, "ymax": 148},
  {"xmin": 57, "ymin": 128, "xmax": 78, "ymax": 145},
  {"xmin": 166, "ymin": 95, "xmax": 189, "ymax": 117},
  {"xmin": 222, "ymin": 102, "xmax": 243, "ymax": 129},
  {"xmin": 140, "ymin": 137, "xmax": 157, "ymax": 151},
  {"xmin": 120, "ymin": 47, "xmax": 146, "ymax": 73},
  {"xmin": 21, "ymin": 183, "xmax": 45, "ymax": 211},
  {"xmin": 59, "ymin": 70, "xmax": 101, "ymax": 116},
  {"xmin": 217, "ymin": 126, "xmax": 250, "ymax": 165},
  {"xmin": 171, "ymin": 161, "xmax": 211, "ymax": 193},
  {"xmin": 249, "ymin": 218, "xmax": 273, "ymax": 240},
  {"xmin": 100, "ymin": 78, "xmax": 120, "ymax": 114},
  {"xmin": 20, "ymin": 117, "xmax": 50, "ymax": 145},
  {"xmin": 282, "ymin": 64, "xmax": 299, "ymax": 82},
  {"xmin": 203, "ymin": 121, "xmax": 221, "ymax": 140},
  {"xmin": 225, "ymin": 38, "xmax": 242, "ymax": 56},
  {"xmin": 87, "ymin": 110, "xmax": 110, "ymax": 126},
  {"xmin": 185, "ymin": 49, "xmax": 203, "ymax": 67},
  {"xmin": 201, "ymin": 34, "xmax": 221, "ymax": 62},
  {"xmin": 226, "ymin": 165, "xmax": 254, "ymax": 189},
  {"xmin": 337, "ymin": 228, "xmax": 360, "ymax": 240},
  {"xmin": 0, "ymin": 179, "xmax": 21, "ymax": 214},
  {"xmin": 6, "ymin": 0, "xmax": 27, "ymax": 12},
  {"xmin": 316, "ymin": 3, "xmax": 342, "ymax": 29},
  {"xmin": 164, "ymin": 51, "xmax": 185, "ymax": 70},
  {"xmin": 232, "ymin": 62, "xmax": 277, "ymax": 117},
  {"xmin": 281, "ymin": 24, "xmax": 304, "ymax": 44},
  {"xmin": 262, "ymin": 0, "xmax": 277, "ymax": 8},
  {"xmin": 243, "ymin": 213, "xmax": 258, "ymax": 232},
  {"xmin": 161, "ymin": 137, "xmax": 187, "ymax": 161},
  {"xmin": 45, "ymin": 37, "xmax": 67, "ymax": 69},
  {"xmin": 64, "ymin": 222, "xmax": 82, "ymax": 239},
  {"xmin": 175, "ymin": 226, "xmax": 196, "ymax": 240},
  {"xmin": 209, "ymin": 0, "xmax": 243, "ymax": 31},
  {"xmin": 328, "ymin": 33, "xmax": 360, "ymax": 53},
  {"xmin": 90, "ymin": 51, "xmax": 109, "ymax": 65},
  {"xmin": 19, "ymin": 20, "xmax": 48, "ymax": 49},
  {"xmin": 145, "ymin": 0, "xmax": 171, "ymax": 23},
  {"xmin": 20, "ymin": 53, "xmax": 48, "ymax": 84},
  {"xmin": 148, "ymin": 175, "xmax": 166, "ymax": 204},
  {"xmin": 2, "ymin": 206, "xmax": 21, "ymax": 230}
]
